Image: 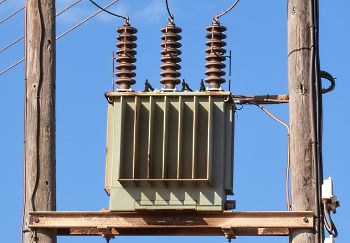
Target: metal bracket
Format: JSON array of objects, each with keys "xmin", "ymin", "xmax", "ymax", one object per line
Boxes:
[
  {"xmin": 97, "ymin": 226, "xmax": 116, "ymax": 240},
  {"xmin": 222, "ymin": 227, "xmax": 236, "ymax": 241}
]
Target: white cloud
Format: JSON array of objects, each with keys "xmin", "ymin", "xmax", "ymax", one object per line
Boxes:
[{"xmin": 133, "ymin": 0, "xmax": 166, "ymax": 24}]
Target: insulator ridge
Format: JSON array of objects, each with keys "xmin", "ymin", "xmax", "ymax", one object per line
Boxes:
[
  {"xmin": 205, "ymin": 20, "xmax": 227, "ymax": 90},
  {"xmin": 160, "ymin": 19, "xmax": 182, "ymax": 90},
  {"xmin": 115, "ymin": 21, "xmax": 137, "ymax": 90}
]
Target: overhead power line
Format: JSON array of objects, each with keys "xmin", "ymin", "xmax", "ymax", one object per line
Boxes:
[
  {"xmin": 0, "ymin": 0, "xmax": 121, "ymax": 77},
  {"xmin": 0, "ymin": 0, "xmax": 7, "ymax": 5},
  {"xmin": 0, "ymin": 58, "xmax": 24, "ymax": 76},
  {"xmin": 0, "ymin": 0, "xmax": 84, "ymax": 55},
  {"xmin": 57, "ymin": 0, "xmax": 83, "ymax": 17},
  {"xmin": 0, "ymin": 36, "xmax": 23, "ymax": 54},
  {"xmin": 0, "ymin": 6, "xmax": 25, "ymax": 25},
  {"xmin": 57, "ymin": 0, "xmax": 121, "ymax": 39},
  {"xmin": 89, "ymin": 0, "xmax": 126, "ymax": 20}
]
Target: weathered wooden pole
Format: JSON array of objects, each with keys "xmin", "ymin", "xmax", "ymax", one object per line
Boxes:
[
  {"xmin": 288, "ymin": 0, "xmax": 317, "ymax": 243},
  {"xmin": 24, "ymin": 0, "xmax": 56, "ymax": 242}
]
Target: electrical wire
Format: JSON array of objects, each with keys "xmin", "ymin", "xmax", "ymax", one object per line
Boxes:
[
  {"xmin": 320, "ymin": 70, "xmax": 336, "ymax": 94},
  {"xmin": 0, "ymin": 6, "xmax": 25, "ymax": 25},
  {"xmin": 315, "ymin": 6, "xmax": 324, "ymax": 241},
  {"xmin": 0, "ymin": 0, "xmax": 84, "ymax": 56},
  {"xmin": 0, "ymin": 0, "xmax": 121, "ymax": 77},
  {"xmin": 0, "ymin": 0, "xmax": 7, "ymax": 5},
  {"xmin": 0, "ymin": 35, "xmax": 23, "ymax": 54},
  {"xmin": 323, "ymin": 202, "xmax": 338, "ymax": 237},
  {"xmin": 21, "ymin": 2, "xmax": 45, "ymax": 242},
  {"xmin": 309, "ymin": 20, "xmax": 322, "ymax": 243},
  {"xmin": 18, "ymin": 1, "xmax": 121, "ymax": 239},
  {"xmin": 20, "ymin": 5, "xmax": 28, "ymax": 243},
  {"xmin": 57, "ymin": 0, "xmax": 121, "ymax": 39},
  {"xmin": 23, "ymin": 1, "xmax": 57, "ymax": 240},
  {"xmin": 30, "ymin": 0, "xmax": 46, "ymax": 214},
  {"xmin": 57, "ymin": 0, "xmax": 83, "ymax": 17},
  {"xmin": 165, "ymin": 0, "xmax": 174, "ymax": 20},
  {"xmin": 0, "ymin": 58, "xmax": 24, "ymax": 76},
  {"xmin": 255, "ymin": 105, "xmax": 289, "ymax": 148},
  {"xmin": 255, "ymin": 104, "xmax": 291, "ymax": 210},
  {"xmin": 88, "ymin": 0, "xmax": 126, "ymax": 20},
  {"xmin": 215, "ymin": 0, "xmax": 240, "ymax": 20},
  {"xmin": 310, "ymin": 0, "xmax": 324, "ymax": 241}
]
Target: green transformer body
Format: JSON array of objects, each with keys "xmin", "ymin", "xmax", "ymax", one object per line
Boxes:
[{"xmin": 105, "ymin": 91, "xmax": 235, "ymax": 211}]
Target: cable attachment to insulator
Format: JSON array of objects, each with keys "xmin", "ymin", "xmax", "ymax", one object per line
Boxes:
[
  {"xmin": 160, "ymin": 19, "xmax": 182, "ymax": 91},
  {"xmin": 205, "ymin": 19, "xmax": 227, "ymax": 91},
  {"xmin": 115, "ymin": 19, "xmax": 137, "ymax": 91}
]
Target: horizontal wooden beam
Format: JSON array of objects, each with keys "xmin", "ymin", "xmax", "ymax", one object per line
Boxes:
[
  {"xmin": 233, "ymin": 94, "xmax": 289, "ymax": 104},
  {"xmin": 29, "ymin": 211, "xmax": 313, "ymax": 239}
]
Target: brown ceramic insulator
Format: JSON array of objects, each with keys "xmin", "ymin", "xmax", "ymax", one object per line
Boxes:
[
  {"xmin": 160, "ymin": 20, "xmax": 182, "ymax": 90},
  {"xmin": 115, "ymin": 22, "xmax": 137, "ymax": 90},
  {"xmin": 205, "ymin": 20, "xmax": 227, "ymax": 90}
]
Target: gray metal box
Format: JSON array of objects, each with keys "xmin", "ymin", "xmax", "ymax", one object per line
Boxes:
[{"xmin": 105, "ymin": 91, "xmax": 234, "ymax": 211}]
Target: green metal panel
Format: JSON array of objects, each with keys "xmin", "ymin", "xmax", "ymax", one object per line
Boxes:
[{"xmin": 105, "ymin": 91, "xmax": 235, "ymax": 211}]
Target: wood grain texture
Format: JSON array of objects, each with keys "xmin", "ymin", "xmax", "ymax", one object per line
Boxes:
[
  {"xmin": 25, "ymin": 0, "xmax": 56, "ymax": 242},
  {"xmin": 288, "ymin": 0, "xmax": 316, "ymax": 242}
]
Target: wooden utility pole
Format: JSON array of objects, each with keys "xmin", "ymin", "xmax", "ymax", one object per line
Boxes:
[
  {"xmin": 288, "ymin": 0, "xmax": 317, "ymax": 243},
  {"xmin": 24, "ymin": 0, "xmax": 56, "ymax": 242}
]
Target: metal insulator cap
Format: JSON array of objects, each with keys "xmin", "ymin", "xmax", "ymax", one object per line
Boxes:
[
  {"xmin": 160, "ymin": 20, "xmax": 182, "ymax": 90},
  {"xmin": 205, "ymin": 20, "xmax": 227, "ymax": 90},
  {"xmin": 115, "ymin": 22, "xmax": 138, "ymax": 90}
]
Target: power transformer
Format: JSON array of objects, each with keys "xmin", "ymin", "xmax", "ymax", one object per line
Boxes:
[{"xmin": 104, "ymin": 91, "xmax": 235, "ymax": 211}]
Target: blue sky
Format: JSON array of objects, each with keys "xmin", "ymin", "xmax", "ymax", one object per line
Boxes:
[{"xmin": 0, "ymin": 0, "xmax": 349, "ymax": 242}]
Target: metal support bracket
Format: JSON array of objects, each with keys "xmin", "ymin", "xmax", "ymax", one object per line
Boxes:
[
  {"xmin": 29, "ymin": 211, "xmax": 314, "ymax": 238},
  {"xmin": 222, "ymin": 227, "xmax": 236, "ymax": 241},
  {"xmin": 97, "ymin": 226, "xmax": 116, "ymax": 240}
]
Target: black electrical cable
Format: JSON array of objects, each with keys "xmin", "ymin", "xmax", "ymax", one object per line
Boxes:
[
  {"xmin": 323, "ymin": 203, "xmax": 338, "ymax": 237},
  {"xmin": 165, "ymin": 0, "xmax": 174, "ymax": 20},
  {"xmin": 310, "ymin": 0, "xmax": 324, "ymax": 242},
  {"xmin": 30, "ymin": 0, "xmax": 46, "ymax": 213},
  {"xmin": 88, "ymin": 0, "xmax": 127, "ymax": 20},
  {"xmin": 310, "ymin": 0, "xmax": 339, "ymax": 240},
  {"xmin": 320, "ymin": 71, "xmax": 336, "ymax": 94},
  {"xmin": 215, "ymin": 0, "xmax": 241, "ymax": 20}
]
